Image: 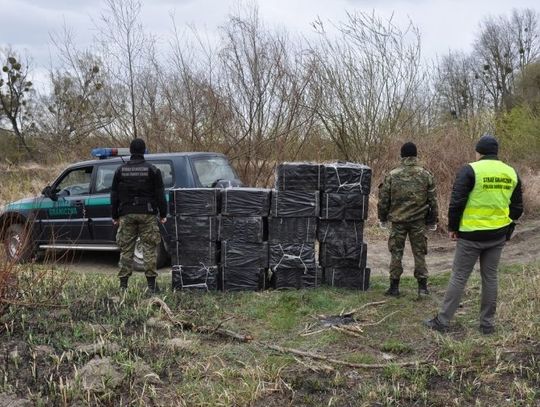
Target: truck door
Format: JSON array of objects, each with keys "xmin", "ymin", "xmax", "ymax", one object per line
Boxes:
[
  {"xmin": 42, "ymin": 166, "xmax": 93, "ymax": 244},
  {"xmin": 86, "ymin": 163, "xmax": 121, "ymax": 243}
]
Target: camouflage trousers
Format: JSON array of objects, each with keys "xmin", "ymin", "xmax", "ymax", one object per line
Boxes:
[
  {"xmin": 116, "ymin": 214, "xmax": 161, "ymax": 278},
  {"xmin": 388, "ymin": 220, "xmax": 428, "ymax": 280}
]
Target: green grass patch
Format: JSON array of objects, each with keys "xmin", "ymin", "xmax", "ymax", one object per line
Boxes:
[{"xmin": 0, "ymin": 262, "xmax": 538, "ymax": 406}]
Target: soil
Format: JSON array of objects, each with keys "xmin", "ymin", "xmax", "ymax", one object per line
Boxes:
[
  {"xmin": 55, "ymin": 218, "xmax": 540, "ymax": 278},
  {"xmin": 366, "ymin": 218, "xmax": 540, "ymax": 276}
]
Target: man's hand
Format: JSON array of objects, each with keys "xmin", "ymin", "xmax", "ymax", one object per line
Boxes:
[
  {"xmin": 160, "ymin": 217, "xmax": 167, "ymax": 224},
  {"xmin": 427, "ymin": 224, "xmax": 438, "ymax": 231},
  {"xmin": 379, "ymin": 221, "xmax": 389, "ymax": 230},
  {"xmin": 112, "ymin": 219, "xmax": 119, "ymax": 226},
  {"xmin": 449, "ymin": 231, "xmax": 458, "ymax": 241}
]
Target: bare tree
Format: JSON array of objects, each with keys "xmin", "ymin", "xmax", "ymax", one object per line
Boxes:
[
  {"xmin": 308, "ymin": 12, "xmax": 428, "ymax": 164},
  {"xmin": 38, "ymin": 26, "xmax": 116, "ymax": 149},
  {"xmin": 511, "ymin": 9, "xmax": 540, "ymax": 71},
  {"xmin": 95, "ymin": 0, "xmax": 150, "ymax": 139},
  {"xmin": 214, "ymin": 7, "xmax": 316, "ymax": 185},
  {"xmin": 473, "ymin": 8, "xmax": 540, "ymax": 112},
  {"xmin": 164, "ymin": 20, "xmax": 227, "ymax": 152},
  {"xmin": 0, "ymin": 50, "xmax": 35, "ymax": 160},
  {"xmin": 434, "ymin": 51, "xmax": 488, "ymax": 120}
]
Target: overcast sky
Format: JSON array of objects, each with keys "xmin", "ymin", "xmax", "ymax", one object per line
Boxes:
[{"xmin": 1, "ymin": 0, "xmax": 539, "ymax": 90}]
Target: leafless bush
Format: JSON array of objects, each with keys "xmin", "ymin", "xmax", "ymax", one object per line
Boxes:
[
  {"xmin": 308, "ymin": 12, "xmax": 429, "ymax": 165},
  {"xmin": 0, "ymin": 221, "xmax": 70, "ymax": 319}
]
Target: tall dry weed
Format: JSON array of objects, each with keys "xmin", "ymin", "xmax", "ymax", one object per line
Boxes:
[
  {"xmin": 519, "ymin": 169, "xmax": 540, "ymax": 216},
  {"xmin": 368, "ymin": 127, "xmax": 477, "ymax": 229}
]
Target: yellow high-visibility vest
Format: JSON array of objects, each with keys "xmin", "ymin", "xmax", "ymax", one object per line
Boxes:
[{"xmin": 459, "ymin": 159, "xmax": 517, "ymax": 232}]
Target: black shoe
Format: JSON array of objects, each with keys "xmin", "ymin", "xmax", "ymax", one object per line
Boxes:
[
  {"xmin": 120, "ymin": 277, "xmax": 129, "ymax": 290},
  {"xmin": 384, "ymin": 279, "xmax": 400, "ymax": 297},
  {"xmin": 417, "ymin": 278, "xmax": 430, "ymax": 296},
  {"xmin": 479, "ymin": 325, "xmax": 495, "ymax": 335},
  {"xmin": 146, "ymin": 276, "xmax": 161, "ymax": 295},
  {"xmin": 423, "ymin": 316, "xmax": 449, "ymax": 332}
]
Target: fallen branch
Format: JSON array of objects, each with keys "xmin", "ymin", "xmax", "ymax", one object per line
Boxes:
[
  {"xmin": 264, "ymin": 343, "xmax": 427, "ymax": 369},
  {"xmin": 300, "ymin": 328, "xmax": 329, "ymax": 337},
  {"xmin": 331, "ymin": 325, "xmax": 364, "ymax": 338},
  {"xmin": 149, "ymin": 297, "xmax": 194, "ymax": 329},
  {"xmin": 340, "ymin": 301, "xmax": 387, "ymax": 318},
  {"xmin": 358, "ymin": 311, "xmax": 399, "ymax": 327},
  {"xmin": 149, "ymin": 297, "xmax": 252, "ymax": 342},
  {"xmin": 293, "ymin": 356, "xmax": 335, "ymax": 373}
]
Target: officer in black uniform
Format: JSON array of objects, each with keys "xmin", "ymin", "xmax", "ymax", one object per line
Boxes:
[{"xmin": 111, "ymin": 138, "xmax": 167, "ymax": 293}]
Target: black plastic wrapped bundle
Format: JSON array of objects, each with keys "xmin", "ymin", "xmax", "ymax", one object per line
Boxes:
[
  {"xmin": 268, "ymin": 217, "xmax": 317, "ymax": 243},
  {"xmin": 175, "ymin": 216, "xmax": 219, "ymax": 242},
  {"xmin": 320, "ymin": 193, "xmax": 369, "ymax": 220},
  {"xmin": 220, "ymin": 241, "xmax": 269, "ymax": 268},
  {"xmin": 318, "ymin": 220, "xmax": 364, "ymax": 244},
  {"xmin": 319, "ymin": 242, "xmax": 367, "ymax": 268},
  {"xmin": 271, "ymin": 266, "xmax": 322, "ymax": 289},
  {"xmin": 218, "ymin": 216, "xmax": 265, "ymax": 243},
  {"xmin": 270, "ymin": 190, "xmax": 320, "ymax": 218},
  {"xmin": 323, "ymin": 163, "xmax": 372, "ymax": 194},
  {"xmin": 170, "ymin": 188, "xmax": 219, "ymax": 216},
  {"xmin": 323, "ymin": 267, "xmax": 370, "ymax": 290},
  {"xmin": 275, "ymin": 162, "xmax": 322, "ymax": 191},
  {"xmin": 172, "ymin": 240, "xmax": 219, "ymax": 266},
  {"xmin": 301, "ymin": 266, "xmax": 323, "ymax": 289},
  {"xmin": 221, "ymin": 188, "xmax": 271, "ymax": 216},
  {"xmin": 172, "ymin": 265, "xmax": 219, "ymax": 291},
  {"xmin": 269, "ymin": 243, "xmax": 316, "ymax": 270},
  {"xmin": 221, "ymin": 267, "xmax": 267, "ymax": 291}
]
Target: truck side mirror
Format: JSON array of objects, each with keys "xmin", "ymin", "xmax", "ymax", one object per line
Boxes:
[{"xmin": 42, "ymin": 185, "xmax": 58, "ymax": 201}]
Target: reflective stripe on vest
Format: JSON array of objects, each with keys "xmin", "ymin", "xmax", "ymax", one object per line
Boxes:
[{"xmin": 459, "ymin": 160, "xmax": 517, "ymax": 232}]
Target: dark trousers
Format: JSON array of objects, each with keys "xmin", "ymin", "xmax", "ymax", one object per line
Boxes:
[{"xmin": 437, "ymin": 236, "xmax": 506, "ymax": 328}]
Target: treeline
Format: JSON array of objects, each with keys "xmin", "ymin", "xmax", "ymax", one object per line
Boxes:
[{"xmin": 0, "ymin": 1, "xmax": 539, "ymax": 187}]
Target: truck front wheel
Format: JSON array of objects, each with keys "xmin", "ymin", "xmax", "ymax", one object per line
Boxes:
[{"xmin": 4, "ymin": 223, "xmax": 35, "ymax": 263}]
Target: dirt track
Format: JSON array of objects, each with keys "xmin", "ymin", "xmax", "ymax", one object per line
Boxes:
[
  {"xmin": 366, "ymin": 218, "xmax": 540, "ymax": 277},
  {"xmin": 58, "ymin": 218, "xmax": 540, "ymax": 278}
]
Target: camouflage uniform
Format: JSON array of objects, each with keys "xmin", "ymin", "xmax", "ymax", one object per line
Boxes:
[
  {"xmin": 378, "ymin": 157, "xmax": 438, "ymax": 280},
  {"xmin": 111, "ymin": 139, "xmax": 167, "ymax": 292},
  {"xmin": 117, "ymin": 213, "xmax": 162, "ymax": 278}
]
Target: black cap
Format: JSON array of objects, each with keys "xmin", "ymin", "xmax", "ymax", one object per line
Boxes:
[
  {"xmin": 130, "ymin": 138, "xmax": 146, "ymax": 155},
  {"xmin": 400, "ymin": 142, "xmax": 417, "ymax": 158},
  {"xmin": 475, "ymin": 134, "xmax": 498, "ymax": 155}
]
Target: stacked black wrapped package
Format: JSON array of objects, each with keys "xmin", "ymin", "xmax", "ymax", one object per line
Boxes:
[
  {"xmin": 220, "ymin": 188, "xmax": 271, "ymax": 291},
  {"xmin": 270, "ymin": 163, "xmax": 321, "ymax": 289},
  {"xmin": 320, "ymin": 163, "xmax": 372, "ymax": 290},
  {"xmin": 171, "ymin": 188, "xmax": 220, "ymax": 290},
  {"xmin": 275, "ymin": 162, "xmax": 322, "ymax": 191}
]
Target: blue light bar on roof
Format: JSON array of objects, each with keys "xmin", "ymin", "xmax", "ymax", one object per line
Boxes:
[{"xmin": 91, "ymin": 148, "xmax": 131, "ymax": 159}]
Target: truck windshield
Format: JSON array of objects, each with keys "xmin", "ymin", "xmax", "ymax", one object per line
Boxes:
[{"xmin": 192, "ymin": 156, "xmax": 237, "ymax": 187}]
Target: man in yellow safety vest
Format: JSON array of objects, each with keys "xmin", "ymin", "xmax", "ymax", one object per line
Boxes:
[{"xmin": 424, "ymin": 134, "xmax": 523, "ymax": 335}]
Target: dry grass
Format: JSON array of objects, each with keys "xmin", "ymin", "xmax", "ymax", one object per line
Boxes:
[
  {"xmin": 520, "ymin": 169, "xmax": 540, "ymax": 217},
  {"xmin": 369, "ymin": 128, "xmax": 539, "ymax": 229},
  {"xmin": 0, "ymin": 263, "xmax": 538, "ymax": 406},
  {"xmin": 0, "ymin": 164, "xmax": 63, "ymax": 206}
]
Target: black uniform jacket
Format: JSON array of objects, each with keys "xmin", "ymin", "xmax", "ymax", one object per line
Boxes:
[
  {"xmin": 447, "ymin": 156, "xmax": 523, "ymax": 241},
  {"xmin": 111, "ymin": 154, "xmax": 167, "ymax": 219}
]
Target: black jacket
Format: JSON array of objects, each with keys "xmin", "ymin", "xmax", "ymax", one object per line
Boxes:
[
  {"xmin": 111, "ymin": 155, "xmax": 167, "ymax": 219},
  {"xmin": 447, "ymin": 156, "xmax": 523, "ymax": 241}
]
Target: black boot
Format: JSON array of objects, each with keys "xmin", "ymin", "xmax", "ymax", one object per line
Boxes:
[
  {"xmin": 119, "ymin": 277, "xmax": 129, "ymax": 290},
  {"xmin": 418, "ymin": 278, "xmax": 430, "ymax": 296},
  {"xmin": 146, "ymin": 276, "xmax": 160, "ymax": 295},
  {"xmin": 385, "ymin": 279, "xmax": 400, "ymax": 297}
]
